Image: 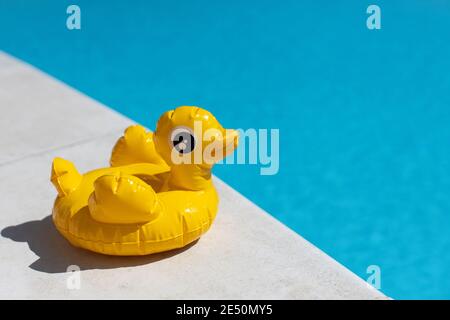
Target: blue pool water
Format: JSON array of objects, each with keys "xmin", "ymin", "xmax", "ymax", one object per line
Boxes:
[{"xmin": 2, "ymin": 0, "xmax": 450, "ymax": 299}]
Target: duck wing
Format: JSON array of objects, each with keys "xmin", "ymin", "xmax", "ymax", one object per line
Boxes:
[{"xmin": 88, "ymin": 173, "xmax": 163, "ymax": 224}]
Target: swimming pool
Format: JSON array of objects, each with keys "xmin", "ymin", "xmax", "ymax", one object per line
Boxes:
[{"xmin": 2, "ymin": 0, "xmax": 450, "ymax": 299}]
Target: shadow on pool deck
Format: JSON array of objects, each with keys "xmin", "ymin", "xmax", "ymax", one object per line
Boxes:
[{"xmin": 1, "ymin": 215, "xmax": 198, "ymax": 274}]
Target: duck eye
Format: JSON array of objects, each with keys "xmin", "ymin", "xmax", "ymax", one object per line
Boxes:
[{"xmin": 170, "ymin": 127, "xmax": 196, "ymax": 154}]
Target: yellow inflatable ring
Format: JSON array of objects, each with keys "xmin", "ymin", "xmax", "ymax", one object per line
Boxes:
[{"xmin": 51, "ymin": 106, "xmax": 238, "ymax": 256}]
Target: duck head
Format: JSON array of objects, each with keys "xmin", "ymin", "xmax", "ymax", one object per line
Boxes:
[{"xmin": 154, "ymin": 106, "xmax": 239, "ymax": 190}]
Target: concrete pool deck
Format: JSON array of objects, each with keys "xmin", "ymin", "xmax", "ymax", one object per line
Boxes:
[{"xmin": 0, "ymin": 52, "xmax": 386, "ymax": 299}]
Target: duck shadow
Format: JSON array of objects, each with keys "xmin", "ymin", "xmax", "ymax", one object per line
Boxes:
[{"xmin": 1, "ymin": 215, "xmax": 197, "ymax": 274}]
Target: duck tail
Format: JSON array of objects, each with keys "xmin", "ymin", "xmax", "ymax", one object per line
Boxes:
[{"xmin": 50, "ymin": 157, "xmax": 82, "ymax": 197}]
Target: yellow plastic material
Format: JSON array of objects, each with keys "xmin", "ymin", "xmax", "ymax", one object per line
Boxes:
[{"xmin": 51, "ymin": 106, "xmax": 238, "ymax": 256}]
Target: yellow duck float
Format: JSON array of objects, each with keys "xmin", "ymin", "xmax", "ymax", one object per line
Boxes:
[{"xmin": 50, "ymin": 106, "xmax": 238, "ymax": 256}]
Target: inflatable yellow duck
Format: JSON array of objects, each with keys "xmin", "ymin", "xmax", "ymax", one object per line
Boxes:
[{"xmin": 50, "ymin": 106, "xmax": 238, "ymax": 256}]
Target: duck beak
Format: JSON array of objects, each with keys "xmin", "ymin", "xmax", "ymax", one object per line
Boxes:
[{"xmin": 223, "ymin": 129, "xmax": 239, "ymax": 157}]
